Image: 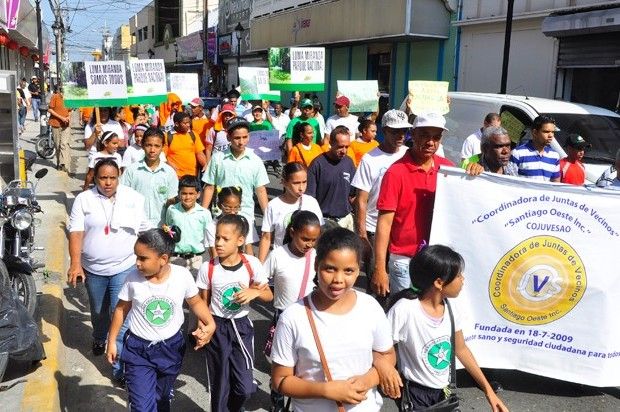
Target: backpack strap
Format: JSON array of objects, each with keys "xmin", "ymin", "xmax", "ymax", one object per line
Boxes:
[
  {"xmin": 166, "ymin": 131, "xmax": 174, "ymax": 147},
  {"xmin": 209, "ymin": 255, "xmax": 254, "ymax": 286},
  {"xmin": 239, "ymin": 253, "xmax": 255, "ymax": 284},
  {"xmin": 207, "ymin": 258, "xmax": 215, "ymax": 286},
  {"xmin": 188, "ymin": 130, "xmax": 197, "ymax": 143}
]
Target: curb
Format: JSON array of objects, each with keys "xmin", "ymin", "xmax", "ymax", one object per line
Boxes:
[{"xmin": 20, "ymin": 181, "xmax": 70, "ymax": 411}]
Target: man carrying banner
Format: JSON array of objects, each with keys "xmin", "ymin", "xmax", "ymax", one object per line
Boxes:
[
  {"xmin": 373, "ymin": 113, "xmax": 482, "ymax": 296},
  {"xmin": 324, "ymin": 95, "xmax": 359, "ymax": 145},
  {"xmin": 510, "ymin": 115, "xmax": 561, "ymax": 182},
  {"xmin": 460, "ymin": 113, "xmax": 501, "ymax": 161},
  {"xmin": 48, "ymin": 85, "xmax": 72, "ymax": 173},
  {"xmin": 270, "ymin": 103, "xmax": 290, "ymax": 138},
  {"xmin": 461, "ymin": 126, "xmax": 517, "ymax": 176}
]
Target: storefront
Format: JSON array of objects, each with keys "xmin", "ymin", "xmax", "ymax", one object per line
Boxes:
[
  {"xmin": 218, "ymin": 0, "xmax": 264, "ymax": 92},
  {"xmin": 543, "ymin": 5, "xmax": 620, "ymax": 111},
  {"xmin": 0, "ymin": 0, "xmax": 46, "ymax": 80},
  {"xmin": 250, "ymin": 0, "xmax": 457, "ymax": 115}
]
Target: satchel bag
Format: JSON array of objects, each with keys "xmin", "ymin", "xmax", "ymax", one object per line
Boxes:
[
  {"xmin": 304, "ymin": 296, "xmax": 346, "ymax": 412},
  {"xmin": 400, "ymin": 299, "xmax": 460, "ymax": 412}
]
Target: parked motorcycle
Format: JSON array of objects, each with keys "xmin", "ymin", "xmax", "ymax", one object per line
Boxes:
[
  {"xmin": 35, "ymin": 114, "xmax": 55, "ymax": 160},
  {"xmin": 1, "ymin": 168, "xmax": 48, "ymax": 315}
]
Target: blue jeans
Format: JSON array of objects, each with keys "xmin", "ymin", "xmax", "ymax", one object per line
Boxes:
[
  {"xmin": 85, "ymin": 266, "xmax": 132, "ymax": 378},
  {"xmin": 31, "ymin": 98, "xmax": 40, "ymax": 121},
  {"xmin": 18, "ymin": 107, "xmax": 26, "ymax": 129},
  {"xmin": 388, "ymin": 254, "xmax": 412, "ymax": 295}
]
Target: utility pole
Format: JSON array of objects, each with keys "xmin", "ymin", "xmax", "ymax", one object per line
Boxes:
[
  {"xmin": 500, "ymin": 0, "xmax": 515, "ymax": 94},
  {"xmin": 202, "ymin": 0, "xmax": 209, "ymax": 96},
  {"xmin": 35, "ymin": 0, "xmax": 47, "ymax": 130},
  {"xmin": 48, "ymin": 0, "xmax": 64, "ymax": 87}
]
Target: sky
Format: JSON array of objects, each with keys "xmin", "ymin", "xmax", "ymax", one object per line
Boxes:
[{"xmin": 41, "ymin": 0, "xmax": 153, "ymax": 62}]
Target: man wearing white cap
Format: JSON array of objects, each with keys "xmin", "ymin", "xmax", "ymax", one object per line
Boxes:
[
  {"xmin": 373, "ymin": 113, "xmax": 482, "ymax": 296},
  {"xmin": 351, "ymin": 109, "xmax": 409, "ymax": 293}
]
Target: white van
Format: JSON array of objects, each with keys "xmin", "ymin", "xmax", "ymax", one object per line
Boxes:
[{"xmin": 442, "ymin": 92, "xmax": 620, "ymax": 183}]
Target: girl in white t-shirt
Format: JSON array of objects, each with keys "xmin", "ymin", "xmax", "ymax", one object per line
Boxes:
[
  {"xmin": 106, "ymin": 226, "xmax": 215, "ymax": 411},
  {"xmin": 206, "ymin": 186, "xmax": 259, "ymax": 256},
  {"xmin": 264, "ymin": 210, "xmax": 321, "ymax": 411},
  {"xmin": 83, "ymin": 131, "xmax": 122, "ymax": 190},
  {"xmin": 271, "ymin": 228, "xmax": 400, "ymax": 412},
  {"xmin": 258, "ymin": 161, "xmax": 324, "ymax": 262},
  {"xmin": 386, "ymin": 245, "xmax": 508, "ymax": 412},
  {"xmin": 196, "ymin": 214, "xmax": 273, "ymax": 412}
]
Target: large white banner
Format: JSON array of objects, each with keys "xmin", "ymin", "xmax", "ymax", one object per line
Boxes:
[{"xmin": 430, "ymin": 167, "xmax": 620, "ymax": 387}]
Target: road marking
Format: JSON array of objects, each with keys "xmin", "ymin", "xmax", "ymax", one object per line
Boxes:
[{"xmin": 21, "ymin": 191, "xmax": 69, "ymax": 411}]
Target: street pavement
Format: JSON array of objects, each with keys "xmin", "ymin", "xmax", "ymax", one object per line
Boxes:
[{"xmin": 3, "ymin": 114, "xmax": 620, "ymax": 411}]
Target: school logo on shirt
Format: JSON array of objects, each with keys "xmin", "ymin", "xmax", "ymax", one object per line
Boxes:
[
  {"xmin": 489, "ymin": 235, "xmax": 586, "ymax": 326},
  {"xmin": 215, "ymin": 282, "xmax": 244, "ymax": 315},
  {"xmin": 144, "ymin": 296, "xmax": 174, "ymax": 327},
  {"xmin": 422, "ymin": 336, "xmax": 451, "ymax": 373}
]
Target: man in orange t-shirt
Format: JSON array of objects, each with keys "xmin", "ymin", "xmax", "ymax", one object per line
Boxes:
[
  {"xmin": 164, "ymin": 111, "xmax": 207, "ymax": 178},
  {"xmin": 48, "ymin": 86, "xmax": 72, "ymax": 172},
  {"xmin": 560, "ymin": 134, "xmax": 589, "ymax": 185},
  {"xmin": 189, "ymin": 97, "xmax": 214, "ymax": 164}
]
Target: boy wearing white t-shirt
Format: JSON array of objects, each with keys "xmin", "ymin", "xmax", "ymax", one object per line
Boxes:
[{"xmin": 196, "ymin": 214, "xmax": 273, "ymax": 412}]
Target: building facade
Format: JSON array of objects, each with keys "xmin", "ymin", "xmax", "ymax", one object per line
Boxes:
[
  {"xmin": 249, "ymin": 0, "xmax": 458, "ymax": 116},
  {"xmin": 455, "ymin": 0, "xmax": 620, "ymax": 111},
  {"xmin": 0, "ymin": 0, "xmax": 49, "ymax": 80},
  {"xmin": 112, "ymin": 25, "xmax": 132, "ymax": 65}
]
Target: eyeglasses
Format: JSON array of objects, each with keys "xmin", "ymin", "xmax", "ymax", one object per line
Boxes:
[{"xmin": 220, "ymin": 204, "xmax": 240, "ymax": 212}]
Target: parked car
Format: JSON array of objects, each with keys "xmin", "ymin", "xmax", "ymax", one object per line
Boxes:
[{"xmin": 443, "ymin": 92, "xmax": 620, "ymax": 183}]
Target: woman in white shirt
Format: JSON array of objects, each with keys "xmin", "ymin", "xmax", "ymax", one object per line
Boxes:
[{"xmin": 67, "ymin": 158, "xmax": 150, "ymax": 381}]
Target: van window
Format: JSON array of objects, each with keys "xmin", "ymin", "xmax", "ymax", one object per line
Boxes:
[
  {"xmin": 499, "ymin": 106, "xmax": 530, "ymax": 144},
  {"xmin": 543, "ymin": 113, "xmax": 620, "ymax": 165}
]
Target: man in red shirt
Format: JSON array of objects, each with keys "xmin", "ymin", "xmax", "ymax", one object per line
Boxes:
[
  {"xmin": 372, "ymin": 112, "xmax": 482, "ymax": 296},
  {"xmin": 560, "ymin": 134, "xmax": 589, "ymax": 185}
]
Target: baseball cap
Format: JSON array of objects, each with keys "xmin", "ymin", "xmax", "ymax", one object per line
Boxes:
[
  {"xmin": 566, "ymin": 134, "xmax": 590, "ymax": 149},
  {"xmin": 300, "ymin": 98, "xmax": 314, "ymax": 108},
  {"xmin": 226, "ymin": 116, "xmax": 250, "ymax": 132},
  {"xmin": 412, "ymin": 113, "xmax": 449, "ymax": 131},
  {"xmin": 381, "ymin": 109, "xmax": 413, "ymax": 129},
  {"xmin": 220, "ymin": 103, "xmax": 236, "ymax": 114},
  {"xmin": 188, "ymin": 97, "xmax": 203, "ymax": 107},
  {"xmin": 334, "ymin": 95, "xmax": 350, "ymax": 107},
  {"xmin": 31, "ymin": 75, "xmax": 37, "ymax": 80},
  {"xmin": 252, "ymin": 105, "xmax": 264, "ymax": 112}
]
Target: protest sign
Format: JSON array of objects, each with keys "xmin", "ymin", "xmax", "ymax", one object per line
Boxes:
[
  {"xmin": 430, "ymin": 167, "xmax": 620, "ymax": 387},
  {"xmin": 128, "ymin": 59, "xmax": 168, "ymax": 105},
  {"xmin": 239, "ymin": 67, "xmax": 281, "ymax": 101},
  {"xmin": 268, "ymin": 47, "xmax": 325, "ymax": 91},
  {"xmin": 168, "ymin": 72, "xmax": 199, "ymax": 104},
  {"xmin": 405, "ymin": 80, "xmax": 450, "ymax": 114},
  {"xmin": 247, "ymin": 130, "xmax": 281, "ymax": 162},
  {"xmin": 337, "ymin": 80, "xmax": 378, "ymax": 113},
  {"xmin": 63, "ymin": 61, "xmax": 128, "ymax": 108}
]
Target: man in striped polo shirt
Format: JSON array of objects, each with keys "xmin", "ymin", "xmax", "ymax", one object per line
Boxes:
[{"xmin": 510, "ymin": 115, "xmax": 561, "ymax": 182}]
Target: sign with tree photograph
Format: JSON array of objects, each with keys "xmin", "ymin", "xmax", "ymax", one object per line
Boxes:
[{"xmin": 268, "ymin": 47, "xmax": 325, "ymax": 91}]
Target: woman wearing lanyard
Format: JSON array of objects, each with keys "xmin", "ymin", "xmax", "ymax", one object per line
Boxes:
[{"xmin": 67, "ymin": 158, "xmax": 151, "ymax": 381}]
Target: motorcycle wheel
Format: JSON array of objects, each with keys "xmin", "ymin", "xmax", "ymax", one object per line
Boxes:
[
  {"xmin": 35, "ymin": 137, "xmax": 55, "ymax": 160},
  {"xmin": 10, "ymin": 271, "xmax": 37, "ymax": 316}
]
